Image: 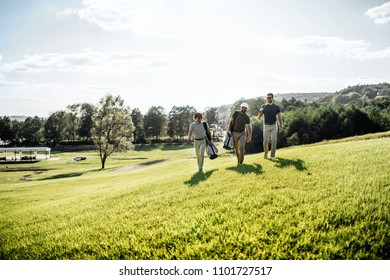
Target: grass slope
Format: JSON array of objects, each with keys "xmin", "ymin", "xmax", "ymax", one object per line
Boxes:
[{"xmin": 1, "ymin": 133, "xmax": 389, "ymax": 260}]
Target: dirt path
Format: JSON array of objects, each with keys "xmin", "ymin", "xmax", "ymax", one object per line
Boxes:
[{"xmin": 114, "ymin": 159, "xmax": 166, "ymax": 172}]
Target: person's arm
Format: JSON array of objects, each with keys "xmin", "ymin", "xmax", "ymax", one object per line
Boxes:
[
  {"xmin": 188, "ymin": 125, "xmax": 193, "ymax": 142},
  {"xmin": 207, "ymin": 126, "xmax": 214, "ymax": 143},
  {"xmin": 277, "ymin": 112, "xmax": 283, "ymax": 132},
  {"xmin": 247, "ymin": 123, "xmax": 252, "ymax": 142},
  {"xmin": 227, "ymin": 116, "xmax": 234, "ymax": 136},
  {"xmin": 258, "ymin": 105, "xmax": 265, "ymax": 118}
]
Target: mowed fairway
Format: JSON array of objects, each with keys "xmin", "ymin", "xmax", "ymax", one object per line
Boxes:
[{"xmin": 1, "ymin": 132, "xmax": 389, "ymax": 260}]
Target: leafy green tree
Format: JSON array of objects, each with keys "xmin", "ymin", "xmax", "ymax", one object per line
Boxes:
[
  {"xmin": 44, "ymin": 111, "xmax": 68, "ymax": 144},
  {"xmin": 66, "ymin": 104, "xmax": 81, "ymax": 141},
  {"xmin": 286, "ymin": 132, "xmax": 300, "ymax": 146},
  {"xmin": 92, "ymin": 94, "xmax": 134, "ymax": 169},
  {"xmin": 280, "ymin": 97, "xmax": 305, "ymax": 112},
  {"xmin": 21, "ymin": 116, "xmax": 44, "ymax": 144},
  {"xmin": 230, "ymin": 97, "xmax": 265, "ymax": 116},
  {"xmin": 342, "ymin": 105, "xmax": 380, "ymax": 135},
  {"xmin": 9, "ymin": 120, "xmax": 22, "ymax": 144},
  {"xmin": 311, "ymin": 106, "xmax": 344, "ymax": 141},
  {"xmin": 361, "ymin": 98, "xmax": 390, "ymax": 131},
  {"xmin": 0, "ymin": 116, "xmax": 13, "ymax": 143},
  {"xmin": 204, "ymin": 107, "xmax": 219, "ymax": 125},
  {"xmin": 245, "ymin": 117, "xmax": 263, "ymax": 153},
  {"xmin": 167, "ymin": 105, "xmax": 196, "ymax": 140},
  {"xmin": 79, "ymin": 103, "xmax": 95, "ymax": 141},
  {"xmin": 144, "ymin": 106, "xmax": 166, "ymax": 140},
  {"xmin": 131, "ymin": 108, "xmax": 146, "ymax": 143},
  {"xmin": 283, "ymin": 108, "xmax": 312, "ymax": 144}
]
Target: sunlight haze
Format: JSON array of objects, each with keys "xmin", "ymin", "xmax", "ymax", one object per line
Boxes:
[{"xmin": 1, "ymin": 0, "xmax": 390, "ymax": 117}]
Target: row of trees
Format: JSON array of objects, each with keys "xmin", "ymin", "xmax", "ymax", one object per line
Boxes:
[
  {"xmin": 1, "ymin": 94, "xmax": 389, "ymax": 157},
  {"xmin": 0, "ymin": 97, "xmax": 220, "ymax": 146}
]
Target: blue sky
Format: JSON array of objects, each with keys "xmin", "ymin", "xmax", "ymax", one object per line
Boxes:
[{"xmin": 1, "ymin": 0, "xmax": 390, "ymax": 117}]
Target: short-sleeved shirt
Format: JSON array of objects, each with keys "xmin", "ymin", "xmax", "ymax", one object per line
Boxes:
[
  {"xmin": 261, "ymin": 103, "xmax": 281, "ymax": 124},
  {"xmin": 232, "ymin": 111, "xmax": 250, "ymax": 132},
  {"xmin": 189, "ymin": 122, "xmax": 208, "ymax": 139}
]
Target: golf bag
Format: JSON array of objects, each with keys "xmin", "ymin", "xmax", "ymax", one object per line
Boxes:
[
  {"xmin": 207, "ymin": 142, "xmax": 218, "ymax": 159},
  {"xmin": 223, "ymin": 135, "xmax": 234, "ymax": 150}
]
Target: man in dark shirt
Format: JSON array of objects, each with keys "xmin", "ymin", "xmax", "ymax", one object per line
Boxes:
[
  {"xmin": 227, "ymin": 102, "xmax": 252, "ymax": 165},
  {"xmin": 258, "ymin": 93, "xmax": 283, "ymax": 159}
]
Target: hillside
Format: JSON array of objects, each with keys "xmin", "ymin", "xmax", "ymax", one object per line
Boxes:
[
  {"xmin": 215, "ymin": 82, "xmax": 390, "ymax": 119},
  {"xmin": 1, "ymin": 132, "xmax": 389, "ymax": 259},
  {"xmin": 316, "ymin": 83, "xmax": 390, "ymax": 105},
  {"xmin": 275, "ymin": 92, "xmax": 330, "ymax": 102}
]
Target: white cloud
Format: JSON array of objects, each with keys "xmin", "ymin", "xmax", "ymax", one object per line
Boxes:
[
  {"xmin": 252, "ymin": 73, "xmax": 339, "ymax": 93},
  {"xmin": 346, "ymin": 75, "xmax": 389, "ymax": 86},
  {"xmin": 266, "ymin": 35, "xmax": 390, "ymax": 60},
  {"xmin": 58, "ymin": 8, "xmax": 79, "ymax": 16},
  {"xmin": 1, "ymin": 49, "xmax": 167, "ymax": 73},
  {"xmin": 251, "ymin": 73, "xmax": 389, "ymax": 94},
  {"xmin": 0, "ymin": 78, "xmax": 65, "ymax": 91},
  {"xmin": 366, "ymin": 2, "xmax": 390, "ymax": 24},
  {"xmin": 0, "ymin": 80, "xmax": 25, "ymax": 88},
  {"xmin": 62, "ymin": 0, "xmax": 180, "ymax": 37}
]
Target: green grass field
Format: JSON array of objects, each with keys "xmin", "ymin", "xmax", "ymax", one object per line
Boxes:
[{"xmin": 1, "ymin": 132, "xmax": 389, "ymax": 260}]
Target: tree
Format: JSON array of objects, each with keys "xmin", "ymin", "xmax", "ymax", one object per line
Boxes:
[
  {"xmin": 66, "ymin": 104, "xmax": 81, "ymax": 141},
  {"xmin": 21, "ymin": 116, "xmax": 44, "ymax": 144},
  {"xmin": 131, "ymin": 108, "xmax": 146, "ymax": 143},
  {"xmin": 230, "ymin": 97, "xmax": 265, "ymax": 116},
  {"xmin": 144, "ymin": 106, "xmax": 166, "ymax": 140},
  {"xmin": 280, "ymin": 97, "xmax": 305, "ymax": 112},
  {"xmin": 79, "ymin": 103, "xmax": 95, "ymax": 141},
  {"xmin": 92, "ymin": 94, "xmax": 134, "ymax": 169},
  {"xmin": 245, "ymin": 117, "xmax": 263, "ymax": 153},
  {"xmin": 167, "ymin": 105, "xmax": 196, "ymax": 140},
  {"xmin": 44, "ymin": 111, "xmax": 68, "ymax": 144},
  {"xmin": 204, "ymin": 107, "xmax": 219, "ymax": 125},
  {"xmin": 0, "ymin": 116, "xmax": 13, "ymax": 143}
]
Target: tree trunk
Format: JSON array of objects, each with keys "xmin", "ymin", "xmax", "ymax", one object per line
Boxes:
[{"xmin": 101, "ymin": 155, "xmax": 107, "ymax": 169}]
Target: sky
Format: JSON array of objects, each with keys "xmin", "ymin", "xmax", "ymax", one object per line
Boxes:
[{"xmin": 1, "ymin": 0, "xmax": 390, "ymax": 117}]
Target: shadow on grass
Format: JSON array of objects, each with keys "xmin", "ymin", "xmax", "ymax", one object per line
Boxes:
[
  {"xmin": 270, "ymin": 157, "xmax": 307, "ymax": 171},
  {"xmin": 0, "ymin": 160, "xmax": 40, "ymax": 165},
  {"xmin": 113, "ymin": 157, "xmax": 148, "ymax": 161},
  {"xmin": 184, "ymin": 169, "xmax": 217, "ymax": 187},
  {"xmin": 134, "ymin": 144, "xmax": 162, "ymax": 152},
  {"xmin": 135, "ymin": 143, "xmax": 192, "ymax": 152},
  {"xmin": 161, "ymin": 143, "xmax": 193, "ymax": 151},
  {"xmin": 39, "ymin": 172, "xmax": 85, "ymax": 180},
  {"xmin": 227, "ymin": 163, "xmax": 263, "ymax": 175}
]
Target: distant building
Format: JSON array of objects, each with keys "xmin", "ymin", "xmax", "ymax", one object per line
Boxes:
[{"xmin": 0, "ymin": 147, "xmax": 51, "ymax": 161}]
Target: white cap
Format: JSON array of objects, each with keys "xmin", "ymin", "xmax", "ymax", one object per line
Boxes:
[{"xmin": 240, "ymin": 102, "xmax": 249, "ymax": 108}]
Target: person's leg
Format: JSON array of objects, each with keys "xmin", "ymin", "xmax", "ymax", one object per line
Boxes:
[
  {"xmin": 233, "ymin": 132, "xmax": 241, "ymax": 164},
  {"xmin": 194, "ymin": 140, "xmax": 201, "ymax": 171},
  {"xmin": 198, "ymin": 139, "xmax": 206, "ymax": 171},
  {"xmin": 263, "ymin": 125, "xmax": 271, "ymax": 159},
  {"xmin": 270, "ymin": 124, "xmax": 278, "ymax": 158},
  {"xmin": 238, "ymin": 132, "xmax": 247, "ymax": 164}
]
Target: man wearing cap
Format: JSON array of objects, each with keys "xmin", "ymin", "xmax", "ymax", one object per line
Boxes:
[
  {"xmin": 188, "ymin": 112, "xmax": 213, "ymax": 172},
  {"xmin": 227, "ymin": 103, "xmax": 252, "ymax": 165},
  {"xmin": 258, "ymin": 93, "xmax": 283, "ymax": 159}
]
